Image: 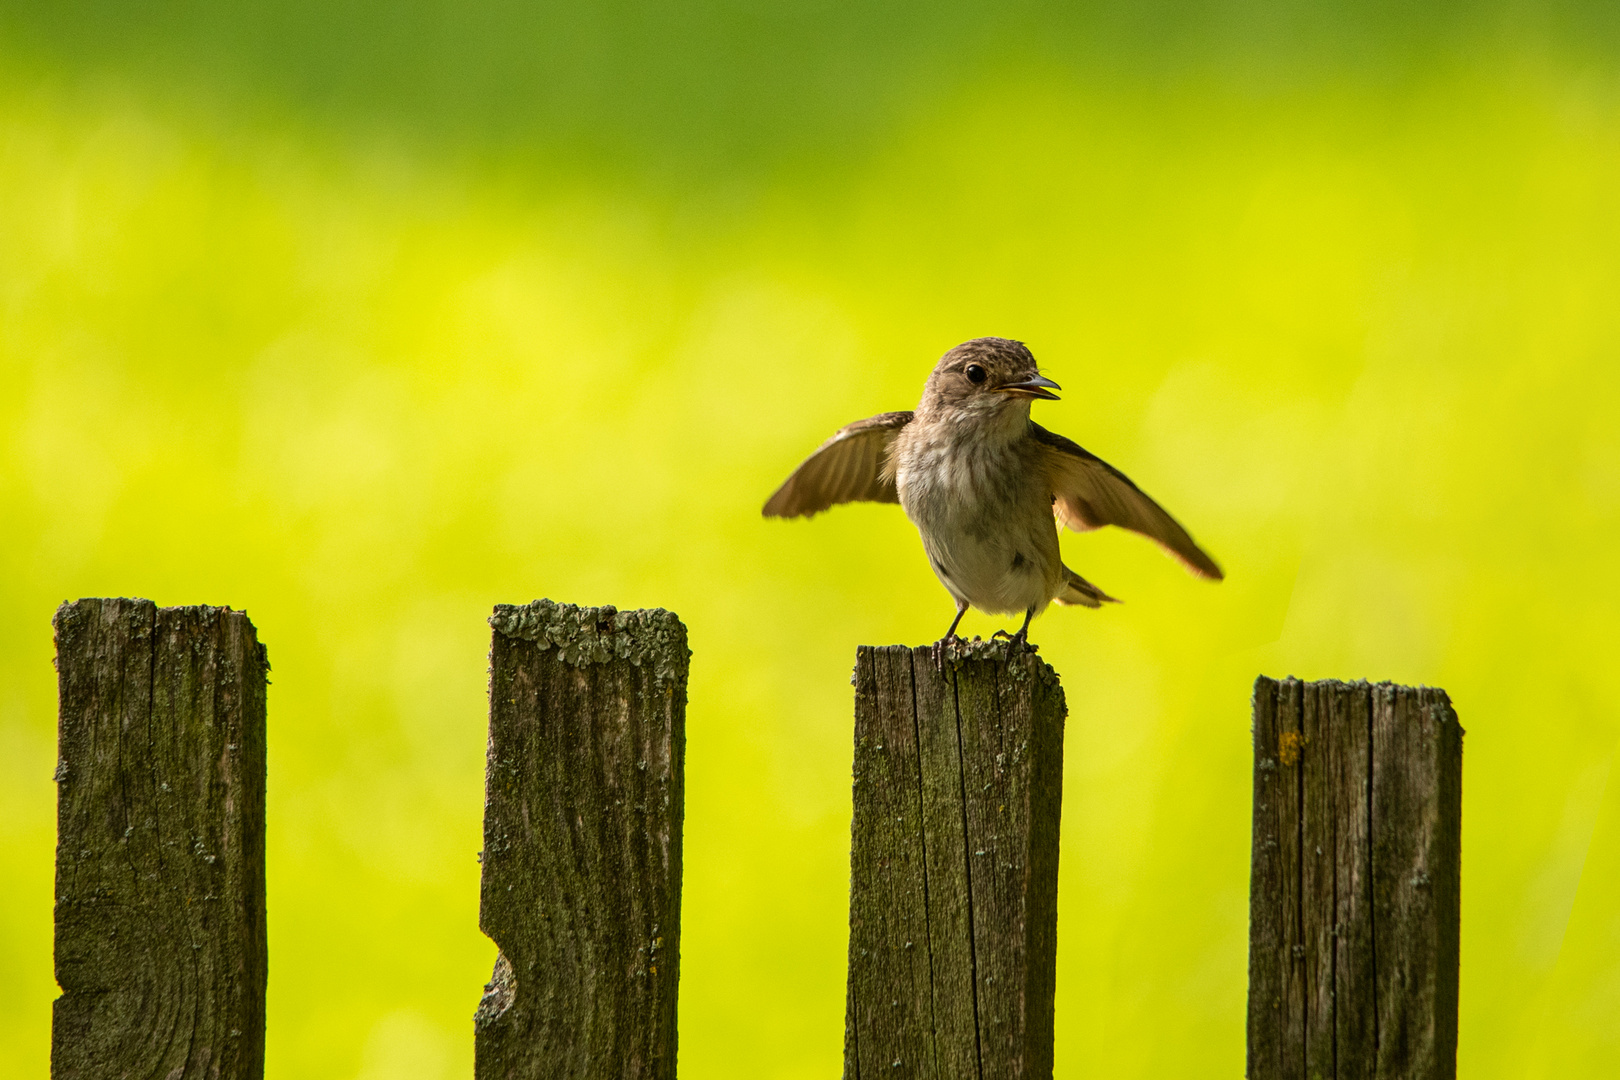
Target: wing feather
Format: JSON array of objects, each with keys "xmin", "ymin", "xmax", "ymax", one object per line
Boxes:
[
  {"xmin": 762, "ymin": 412, "xmax": 914, "ymax": 518},
  {"xmin": 1032, "ymin": 422, "xmax": 1224, "ymax": 580}
]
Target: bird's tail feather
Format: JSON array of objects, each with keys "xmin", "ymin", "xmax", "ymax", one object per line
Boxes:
[{"xmin": 1055, "ymin": 564, "xmax": 1120, "ymax": 608}]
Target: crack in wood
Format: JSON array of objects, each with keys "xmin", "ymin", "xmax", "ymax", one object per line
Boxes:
[
  {"xmin": 845, "ymin": 641, "xmax": 1064, "ymax": 1079},
  {"xmin": 1247, "ymin": 677, "xmax": 1462, "ymax": 1080}
]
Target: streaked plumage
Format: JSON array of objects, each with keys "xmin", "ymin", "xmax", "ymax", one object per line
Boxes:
[{"xmin": 764, "ymin": 337, "xmax": 1221, "ymax": 646}]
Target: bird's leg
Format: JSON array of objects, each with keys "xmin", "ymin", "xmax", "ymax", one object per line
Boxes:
[
  {"xmin": 933, "ymin": 600, "xmax": 970, "ymax": 671},
  {"xmin": 1008, "ymin": 606, "xmax": 1036, "ymax": 653}
]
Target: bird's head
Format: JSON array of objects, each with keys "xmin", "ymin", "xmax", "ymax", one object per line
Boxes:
[{"xmin": 919, "ymin": 337, "xmax": 1061, "ymax": 427}]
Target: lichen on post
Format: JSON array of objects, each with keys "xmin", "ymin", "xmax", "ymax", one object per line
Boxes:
[{"xmin": 475, "ymin": 599, "xmax": 690, "ymax": 1080}]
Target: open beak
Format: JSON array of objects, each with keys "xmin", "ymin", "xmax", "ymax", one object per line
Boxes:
[{"xmin": 997, "ymin": 374, "xmax": 1062, "ymax": 401}]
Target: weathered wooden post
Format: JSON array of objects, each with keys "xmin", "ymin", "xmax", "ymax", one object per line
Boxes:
[
  {"xmin": 1248, "ymin": 677, "xmax": 1463, "ymax": 1080},
  {"xmin": 52, "ymin": 598, "xmax": 269, "ymax": 1079},
  {"xmin": 845, "ymin": 640, "xmax": 1066, "ymax": 1079},
  {"xmin": 475, "ymin": 600, "xmax": 689, "ymax": 1079}
]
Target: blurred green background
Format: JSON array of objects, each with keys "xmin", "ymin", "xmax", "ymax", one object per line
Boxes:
[{"xmin": 3, "ymin": 2, "xmax": 1619, "ymax": 1076}]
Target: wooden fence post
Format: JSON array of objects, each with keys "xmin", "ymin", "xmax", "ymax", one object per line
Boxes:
[
  {"xmin": 51, "ymin": 598, "xmax": 269, "ymax": 1079},
  {"xmin": 1248, "ymin": 677, "xmax": 1464, "ymax": 1080},
  {"xmin": 845, "ymin": 640, "xmax": 1067, "ymax": 1080},
  {"xmin": 475, "ymin": 600, "xmax": 690, "ymax": 1079}
]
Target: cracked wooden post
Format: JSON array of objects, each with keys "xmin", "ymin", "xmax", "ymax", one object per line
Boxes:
[
  {"xmin": 475, "ymin": 600, "xmax": 689, "ymax": 1079},
  {"xmin": 51, "ymin": 598, "xmax": 269, "ymax": 1079},
  {"xmin": 845, "ymin": 640, "xmax": 1066, "ymax": 1079},
  {"xmin": 1248, "ymin": 677, "xmax": 1464, "ymax": 1080}
]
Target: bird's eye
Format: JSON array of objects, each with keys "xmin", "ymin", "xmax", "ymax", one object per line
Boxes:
[{"xmin": 965, "ymin": 364, "xmax": 987, "ymax": 384}]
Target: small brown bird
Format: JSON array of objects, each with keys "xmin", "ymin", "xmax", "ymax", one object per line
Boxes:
[{"xmin": 763, "ymin": 337, "xmax": 1222, "ymax": 650}]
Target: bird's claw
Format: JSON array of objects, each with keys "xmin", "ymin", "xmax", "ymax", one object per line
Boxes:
[{"xmin": 931, "ymin": 634, "xmax": 958, "ymax": 673}]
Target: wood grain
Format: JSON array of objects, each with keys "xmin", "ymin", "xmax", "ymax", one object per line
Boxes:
[
  {"xmin": 52, "ymin": 598, "xmax": 268, "ymax": 1080},
  {"xmin": 845, "ymin": 640, "xmax": 1066, "ymax": 1080},
  {"xmin": 1371, "ymin": 685, "xmax": 1463, "ymax": 1079},
  {"xmin": 475, "ymin": 599, "xmax": 689, "ymax": 1080},
  {"xmin": 1247, "ymin": 677, "xmax": 1463, "ymax": 1080}
]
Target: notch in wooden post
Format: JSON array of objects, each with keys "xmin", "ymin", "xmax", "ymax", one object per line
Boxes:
[
  {"xmin": 475, "ymin": 599, "xmax": 690, "ymax": 1080},
  {"xmin": 1248, "ymin": 677, "xmax": 1464, "ymax": 1080},
  {"xmin": 52, "ymin": 598, "xmax": 269, "ymax": 1079},
  {"xmin": 845, "ymin": 640, "xmax": 1066, "ymax": 1080}
]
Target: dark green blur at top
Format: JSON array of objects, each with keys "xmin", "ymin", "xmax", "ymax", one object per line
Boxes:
[{"xmin": 7, "ymin": 1, "xmax": 1620, "ymax": 182}]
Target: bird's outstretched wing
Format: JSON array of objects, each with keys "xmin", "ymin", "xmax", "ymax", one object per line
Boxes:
[
  {"xmin": 1031, "ymin": 422, "xmax": 1224, "ymax": 580},
  {"xmin": 762, "ymin": 411, "xmax": 914, "ymax": 518}
]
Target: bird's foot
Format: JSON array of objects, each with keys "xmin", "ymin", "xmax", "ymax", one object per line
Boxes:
[
  {"xmin": 992, "ymin": 628, "xmax": 1034, "ymax": 656},
  {"xmin": 1003, "ymin": 608, "xmax": 1038, "ymax": 657},
  {"xmin": 932, "ymin": 634, "xmax": 959, "ymax": 673}
]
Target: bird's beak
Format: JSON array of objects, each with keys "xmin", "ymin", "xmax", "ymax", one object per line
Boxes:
[{"xmin": 996, "ymin": 374, "xmax": 1062, "ymax": 401}]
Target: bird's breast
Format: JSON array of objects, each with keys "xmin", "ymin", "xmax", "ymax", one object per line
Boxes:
[
  {"xmin": 894, "ymin": 427, "xmax": 1061, "ymax": 615},
  {"xmin": 896, "ymin": 430, "xmax": 1034, "ymax": 532}
]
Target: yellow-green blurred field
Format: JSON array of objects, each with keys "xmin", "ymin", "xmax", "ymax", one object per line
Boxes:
[{"xmin": 3, "ymin": 4, "xmax": 1619, "ymax": 1076}]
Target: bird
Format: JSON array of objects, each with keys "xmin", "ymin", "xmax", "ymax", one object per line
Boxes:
[{"xmin": 762, "ymin": 337, "xmax": 1222, "ymax": 653}]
